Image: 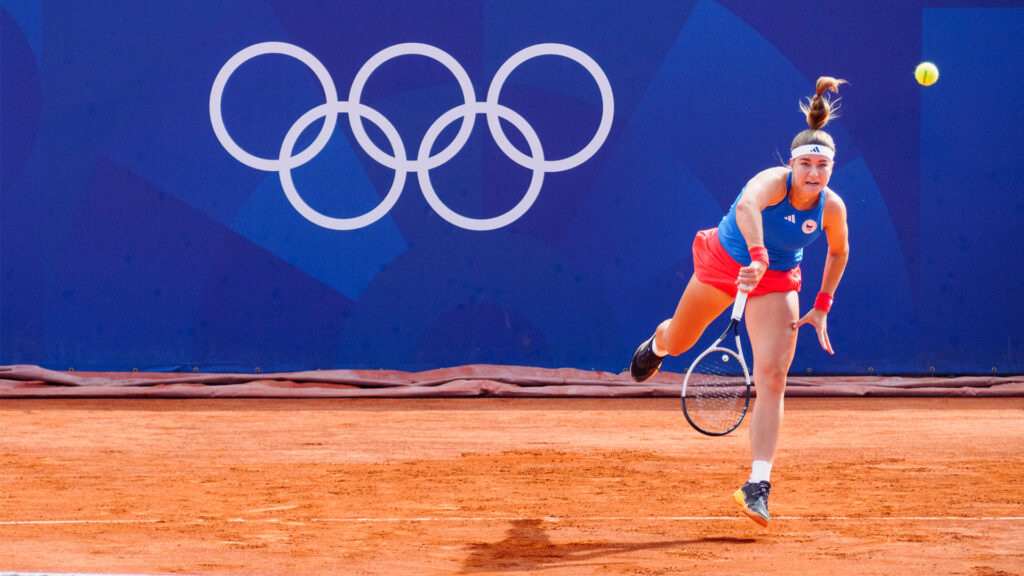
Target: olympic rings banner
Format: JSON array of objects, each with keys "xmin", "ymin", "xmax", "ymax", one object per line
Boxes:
[
  {"xmin": 210, "ymin": 41, "xmax": 614, "ymax": 231},
  {"xmin": 2, "ymin": 0, "xmax": 1022, "ymax": 375}
]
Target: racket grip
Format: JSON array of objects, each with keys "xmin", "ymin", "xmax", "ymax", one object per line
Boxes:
[{"xmin": 732, "ymin": 291, "xmax": 748, "ymax": 321}]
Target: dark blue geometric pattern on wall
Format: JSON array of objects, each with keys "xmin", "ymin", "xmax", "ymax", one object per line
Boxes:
[{"xmin": 2, "ymin": 0, "xmax": 1021, "ymax": 374}]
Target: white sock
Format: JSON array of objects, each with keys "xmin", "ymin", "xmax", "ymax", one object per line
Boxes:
[
  {"xmin": 749, "ymin": 460, "xmax": 772, "ymax": 484},
  {"xmin": 651, "ymin": 335, "xmax": 668, "ymax": 357}
]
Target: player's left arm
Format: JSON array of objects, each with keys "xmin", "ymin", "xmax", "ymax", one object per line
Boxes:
[{"xmin": 793, "ymin": 189, "xmax": 849, "ymax": 354}]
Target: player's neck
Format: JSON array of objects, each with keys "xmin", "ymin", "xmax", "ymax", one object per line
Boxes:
[{"xmin": 789, "ymin": 186, "xmax": 821, "ymax": 211}]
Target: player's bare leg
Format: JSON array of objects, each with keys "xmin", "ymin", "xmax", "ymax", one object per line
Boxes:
[
  {"xmin": 657, "ymin": 276, "xmax": 733, "ymax": 355},
  {"xmin": 733, "ymin": 290, "xmax": 800, "ymax": 525},
  {"xmin": 631, "ymin": 276, "xmax": 733, "ymax": 381}
]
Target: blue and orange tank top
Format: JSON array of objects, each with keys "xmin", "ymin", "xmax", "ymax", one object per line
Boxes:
[{"xmin": 717, "ymin": 172, "xmax": 825, "ymax": 271}]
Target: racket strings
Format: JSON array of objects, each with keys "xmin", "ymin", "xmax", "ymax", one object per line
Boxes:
[{"xmin": 684, "ymin": 349, "xmax": 748, "ymax": 434}]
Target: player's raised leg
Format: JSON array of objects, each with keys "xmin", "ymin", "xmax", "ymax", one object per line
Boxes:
[{"xmin": 630, "ymin": 276, "xmax": 733, "ymax": 382}]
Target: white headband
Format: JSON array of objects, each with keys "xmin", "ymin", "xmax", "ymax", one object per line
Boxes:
[{"xmin": 790, "ymin": 144, "xmax": 835, "ymax": 160}]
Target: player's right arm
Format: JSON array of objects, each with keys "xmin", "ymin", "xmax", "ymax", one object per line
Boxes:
[{"xmin": 734, "ymin": 167, "xmax": 788, "ymax": 291}]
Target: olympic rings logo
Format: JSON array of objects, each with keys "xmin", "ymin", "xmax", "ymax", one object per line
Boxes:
[{"xmin": 210, "ymin": 42, "xmax": 614, "ymax": 231}]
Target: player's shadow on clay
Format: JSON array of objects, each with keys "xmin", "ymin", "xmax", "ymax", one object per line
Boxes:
[{"xmin": 460, "ymin": 518, "xmax": 755, "ymax": 573}]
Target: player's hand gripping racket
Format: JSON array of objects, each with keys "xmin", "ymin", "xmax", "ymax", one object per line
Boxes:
[{"xmin": 681, "ymin": 291, "xmax": 751, "ymax": 436}]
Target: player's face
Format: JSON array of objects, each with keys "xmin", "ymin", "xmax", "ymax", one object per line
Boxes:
[{"xmin": 789, "ymin": 154, "xmax": 833, "ymax": 193}]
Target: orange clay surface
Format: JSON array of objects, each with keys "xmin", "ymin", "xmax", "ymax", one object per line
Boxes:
[{"xmin": 1, "ymin": 397, "xmax": 1022, "ymax": 576}]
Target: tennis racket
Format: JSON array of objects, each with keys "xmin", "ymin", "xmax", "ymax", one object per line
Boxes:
[{"xmin": 681, "ymin": 291, "xmax": 752, "ymax": 436}]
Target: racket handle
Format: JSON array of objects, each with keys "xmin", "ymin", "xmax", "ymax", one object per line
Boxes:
[{"xmin": 731, "ymin": 291, "xmax": 748, "ymax": 321}]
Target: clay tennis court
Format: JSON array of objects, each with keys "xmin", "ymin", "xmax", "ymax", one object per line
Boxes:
[{"xmin": 2, "ymin": 390, "xmax": 1022, "ymax": 575}]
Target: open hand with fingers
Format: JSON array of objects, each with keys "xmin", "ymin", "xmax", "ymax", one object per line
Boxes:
[{"xmin": 793, "ymin": 308, "xmax": 833, "ymax": 354}]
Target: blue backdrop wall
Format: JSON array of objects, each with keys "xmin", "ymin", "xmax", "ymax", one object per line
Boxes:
[{"xmin": 2, "ymin": 0, "xmax": 1022, "ymax": 374}]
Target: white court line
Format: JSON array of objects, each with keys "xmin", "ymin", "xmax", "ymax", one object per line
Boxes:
[
  {"xmin": 4, "ymin": 516, "xmax": 1023, "ymax": 526},
  {"xmin": 0, "ymin": 519, "xmax": 163, "ymax": 525},
  {"xmin": 0, "ymin": 569, "xmax": 195, "ymax": 573},
  {"xmin": 241, "ymin": 504, "xmax": 299, "ymax": 514},
  {"xmin": 312, "ymin": 515, "xmax": 1024, "ymax": 522}
]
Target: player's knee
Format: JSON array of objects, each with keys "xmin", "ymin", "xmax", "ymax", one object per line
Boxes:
[{"xmin": 754, "ymin": 365, "xmax": 788, "ymax": 396}]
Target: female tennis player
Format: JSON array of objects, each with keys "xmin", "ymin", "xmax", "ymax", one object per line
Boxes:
[{"xmin": 630, "ymin": 76, "xmax": 851, "ymax": 526}]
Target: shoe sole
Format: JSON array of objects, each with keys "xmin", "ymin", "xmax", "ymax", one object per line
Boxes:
[
  {"xmin": 629, "ymin": 338, "xmax": 660, "ymax": 383},
  {"xmin": 733, "ymin": 488, "xmax": 769, "ymax": 527}
]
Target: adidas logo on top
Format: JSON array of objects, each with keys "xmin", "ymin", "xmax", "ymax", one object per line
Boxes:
[{"xmin": 785, "ymin": 214, "xmax": 797, "ymax": 223}]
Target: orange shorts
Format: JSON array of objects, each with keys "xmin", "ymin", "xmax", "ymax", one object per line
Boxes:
[{"xmin": 692, "ymin": 228, "xmax": 802, "ymax": 297}]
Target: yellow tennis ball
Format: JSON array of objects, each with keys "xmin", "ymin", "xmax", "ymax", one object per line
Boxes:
[{"xmin": 915, "ymin": 62, "xmax": 939, "ymax": 86}]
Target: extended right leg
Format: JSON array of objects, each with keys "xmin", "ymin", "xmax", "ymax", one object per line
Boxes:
[
  {"xmin": 655, "ymin": 276, "xmax": 734, "ymax": 357},
  {"xmin": 631, "ymin": 276, "xmax": 734, "ymax": 382}
]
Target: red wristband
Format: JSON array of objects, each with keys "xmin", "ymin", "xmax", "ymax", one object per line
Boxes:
[
  {"xmin": 814, "ymin": 292, "xmax": 833, "ymax": 313},
  {"xmin": 748, "ymin": 246, "xmax": 769, "ymax": 266}
]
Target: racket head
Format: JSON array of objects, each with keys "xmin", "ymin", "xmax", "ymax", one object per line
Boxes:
[{"xmin": 681, "ymin": 345, "xmax": 751, "ymax": 436}]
